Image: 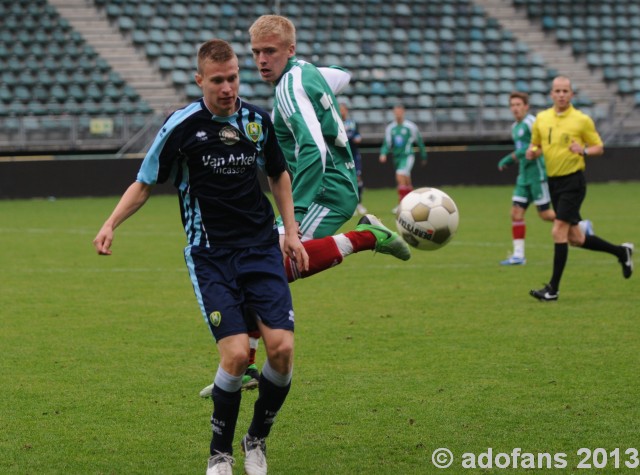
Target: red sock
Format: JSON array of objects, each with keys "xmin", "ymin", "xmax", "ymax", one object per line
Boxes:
[
  {"xmin": 342, "ymin": 230, "xmax": 377, "ymax": 252},
  {"xmin": 285, "ymin": 236, "xmax": 344, "ymax": 282},
  {"xmin": 247, "ymin": 331, "xmax": 260, "ymax": 365},
  {"xmin": 512, "ymin": 220, "xmax": 526, "ymax": 239},
  {"xmin": 398, "ymin": 185, "xmax": 413, "ymax": 202}
]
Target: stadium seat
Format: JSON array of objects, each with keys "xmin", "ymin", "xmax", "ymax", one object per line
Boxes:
[
  {"xmin": 0, "ymin": 0, "xmax": 611, "ymax": 142},
  {"xmin": 0, "ymin": 85, "xmax": 12, "ymax": 104},
  {"xmin": 185, "ymin": 83, "xmax": 202, "ymax": 100},
  {"xmin": 402, "ymin": 81, "xmax": 420, "ymax": 96},
  {"xmin": 416, "ymin": 109, "xmax": 433, "ymax": 124}
]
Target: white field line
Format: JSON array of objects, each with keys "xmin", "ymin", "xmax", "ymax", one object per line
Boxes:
[{"xmin": 0, "ymin": 227, "xmax": 183, "ymax": 237}]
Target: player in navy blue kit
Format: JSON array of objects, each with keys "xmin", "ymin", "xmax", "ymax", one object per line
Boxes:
[
  {"xmin": 93, "ymin": 39, "xmax": 308, "ymax": 475},
  {"xmin": 340, "ymin": 100, "xmax": 367, "ymax": 215}
]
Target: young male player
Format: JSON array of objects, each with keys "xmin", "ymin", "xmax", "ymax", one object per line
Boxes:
[
  {"xmin": 94, "ymin": 39, "xmax": 308, "ymax": 475},
  {"xmin": 497, "ymin": 91, "xmax": 593, "ymax": 265},
  {"xmin": 379, "ymin": 104, "xmax": 427, "ymax": 213},
  {"xmin": 199, "ymin": 15, "xmax": 411, "ymax": 396},
  {"xmin": 340, "ymin": 99, "xmax": 367, "ymax": 215}
]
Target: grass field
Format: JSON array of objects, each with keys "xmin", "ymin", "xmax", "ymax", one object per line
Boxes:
[{"xmin": 1, "ymin": 183, "xmax": 639, "ymax": 474}]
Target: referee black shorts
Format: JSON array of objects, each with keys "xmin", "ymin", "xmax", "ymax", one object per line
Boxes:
[{"xmin": 548, "ymin": 170, "xmax": 586, "ymax": 225}]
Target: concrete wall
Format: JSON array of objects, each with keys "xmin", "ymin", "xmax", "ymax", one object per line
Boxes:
[
  {"xmin": 365, "ymin": 146, "xmax": 640, "ymax": 189},
  {"xmin": 1, "ymin": 147, "xmax": 638, "ymax": 199}
]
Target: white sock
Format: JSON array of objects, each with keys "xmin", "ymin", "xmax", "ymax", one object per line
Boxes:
[
  {"xmin": 332, "ymin": 234, "xmax": 354, "ymax": 257},
  {"xmin": 513, "ymin": 239, "xmax": 525, "ymax": 259},
  {"xmin": 249, "ymin": 336, "xmax": 259, "ymax": 350}
]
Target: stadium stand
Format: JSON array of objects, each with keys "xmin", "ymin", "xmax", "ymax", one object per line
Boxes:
[
  {"xmin": 519, "ymin": 0, "xmax": 640, "ymax": 99},
  {"xmin": 0, "ymin": 0, "xmax": 154, "ymax": 151},
  {"xmin": 95, "ymin": 0, "xmax": 569, "ymax": 139},
  {"xmin": 508, "ymin": 0, "xmax": 640, "ymax": 142},
  {"xmin": 2, "ymin": 0, "xmax": 639, "ymax": 152}
]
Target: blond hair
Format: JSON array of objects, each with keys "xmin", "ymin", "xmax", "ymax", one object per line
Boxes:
[{"xmin": 249, "ymin": 15, "xmax": 296, "ymax": 46}]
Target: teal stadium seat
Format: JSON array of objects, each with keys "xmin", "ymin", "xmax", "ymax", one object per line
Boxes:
[
  {"xmin": 368, "ymin": 96, "xmax": 385, "ymax": 110},
  {"xmin": 0, "ymin": 0, "xmax": 153, "ymax": 120}
]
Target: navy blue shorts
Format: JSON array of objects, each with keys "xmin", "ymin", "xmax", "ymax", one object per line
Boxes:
[
  {"xmin": 184, "ymin": 243, "xmax": 294, "ymax": 342},
  {"xmin": 548, "ymin": 171, "xmax": 586, "ymax": 225}
]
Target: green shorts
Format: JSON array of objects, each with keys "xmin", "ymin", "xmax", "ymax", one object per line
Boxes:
[
  {"xmin": 393, "ymin": 155, "xmax": 415, "ymax": 177},
  {"xmin": 276, "ymin": 202, "xmax": 351, "ymax": 241},
  {"xmin": 512, "ymin": 180, "xmax": 551, "ymax": 210}
]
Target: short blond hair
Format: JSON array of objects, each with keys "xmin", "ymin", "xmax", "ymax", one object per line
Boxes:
[
  {"xmin": 197, "ymin": 39, "xmax": 237, "ymax": 74},
  {"xmin": 249, "ymin": 15, "xmax": 296, "ymax": 46}
]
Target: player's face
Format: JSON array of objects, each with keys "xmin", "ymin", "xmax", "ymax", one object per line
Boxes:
[
  {"xmin": 339, "ymin": 103, "xmax": 348, "ymax": 120},
  {"xmin": 251, "ymin": 34, "xmax": 295, "ymax": 84},
  {"xmin": 195, "ymin": 58, "xmax": 239, "ymax": 117},
  {"xmin": 393, "ymin": 106, "xmax": 405, "ymax": 123},
  {"xmin": 550, "ymin": 78, "xmax": 573, "ymax": 112},
  {"xmin": 509, "ymin": 98, "xmax": 528, "ymax": 121}
]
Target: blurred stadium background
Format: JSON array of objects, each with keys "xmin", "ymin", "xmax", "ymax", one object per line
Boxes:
[{"xmin": 1, "ymin": 0, "xmax": 639, "ymax": 197}]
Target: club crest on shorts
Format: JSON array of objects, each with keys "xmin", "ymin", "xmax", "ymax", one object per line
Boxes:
[
  {"xmin": 208, "ymin": 311, "xmax": 222, "ymax": 327},
  {"xmin": 219, "ymin": 126, "xmax": 240, "ymax": 145},
  {"xmin": 245, "ymin": 122, "xmax": 262, "ymax": 142}
]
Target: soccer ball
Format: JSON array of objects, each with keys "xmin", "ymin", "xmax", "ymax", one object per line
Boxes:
[{"xmin": 395, "ymin": 187, "xmax": 459, "ymax": 251}]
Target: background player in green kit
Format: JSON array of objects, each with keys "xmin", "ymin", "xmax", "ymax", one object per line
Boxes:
[
  {"xmin": 379, "ymin": 104, "xmax": 427, "ymax": 213},
  {"xmin": 498, "ymin": 92, "xmax": 592, "ymax": 266},
  {"xmin": 498, "ymin": 92, "xmax": 555, "ymax": 265}
]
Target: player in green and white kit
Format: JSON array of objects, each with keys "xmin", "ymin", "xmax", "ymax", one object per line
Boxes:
[
  {"xmin": 197, "ymin": 15, "xmax": 411, "ymax": 402},
  {"xmin": 379, "ymin": 104, "xmax": 427, "ymax": 212},
  {"xmin": 497, "ymin": 92, "xmax": 592, "ymax": 265},
  {"xmin": 249, "ymin": 14, "xmax": 410, "ymax": 254},
  {"xmin": 271, "ymin": 62, "xmax": 358, "ymax": 237}
]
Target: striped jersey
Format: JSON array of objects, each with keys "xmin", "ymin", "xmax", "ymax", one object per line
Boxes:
[
  {"xmin": 380, "ymin": 120, "xmax": 427, "ymax": 161},
  {"xmin": 272, "ymin": 57, "xmax": 358, "ymax": 222},
  {"xmin": 136, "ymin": 98, "xmax": 287, "ymax": 248},
  {"xmin": 499, "ymin": 113, "xmax": 547, "ymax": 185}
]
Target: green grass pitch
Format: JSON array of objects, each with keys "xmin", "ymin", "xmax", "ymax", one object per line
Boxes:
[{"xmin": 1, "ymin": 183, "xmax": 638, "ymax": 474}]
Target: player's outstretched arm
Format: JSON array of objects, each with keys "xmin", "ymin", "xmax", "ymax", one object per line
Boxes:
[
  {"xmin": 93, "ymin": 181, "xmax": 152, "ymax": 255},
  {"xmin": 268, "ymin": 172, "xmax": 309, "ymax": 273}
]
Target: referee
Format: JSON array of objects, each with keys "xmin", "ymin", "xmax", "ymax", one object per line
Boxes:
[{"xmin": 525, "ymin": 76, "xmax": 633, "ymax": 301}]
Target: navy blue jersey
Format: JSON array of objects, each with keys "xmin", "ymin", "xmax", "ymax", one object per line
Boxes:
[
  {"xmin": 137, "ymin": 98, "xmax": 287, "ymax": 248},
  {"xmin": 343, "ymin": 117, "xmax": 361, "ymax": 161}
]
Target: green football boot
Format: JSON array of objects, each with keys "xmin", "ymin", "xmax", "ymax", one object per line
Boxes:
[
  {"xmin": 199, "ymin": 363, "xmax": 260, "ymax": 398},
  {"xmin": 356, "ymin": 214, "xmax": 411, "ymax": 261},
  {"xmin": 242, "ymin": 364, "xmax": 260, "ymax": 390}
]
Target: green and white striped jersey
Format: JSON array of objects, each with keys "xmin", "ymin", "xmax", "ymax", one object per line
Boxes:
[
  {"xmin": 499, "ymin": 113, "xmax": 547, "ymax": 185},
  {"xmin": 272, "ymin": 57, "xmax": 358, "ymax": 222},
  {"xmin": 380, "ymin": 120, "xmax": 427, "ymax": 162}
]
